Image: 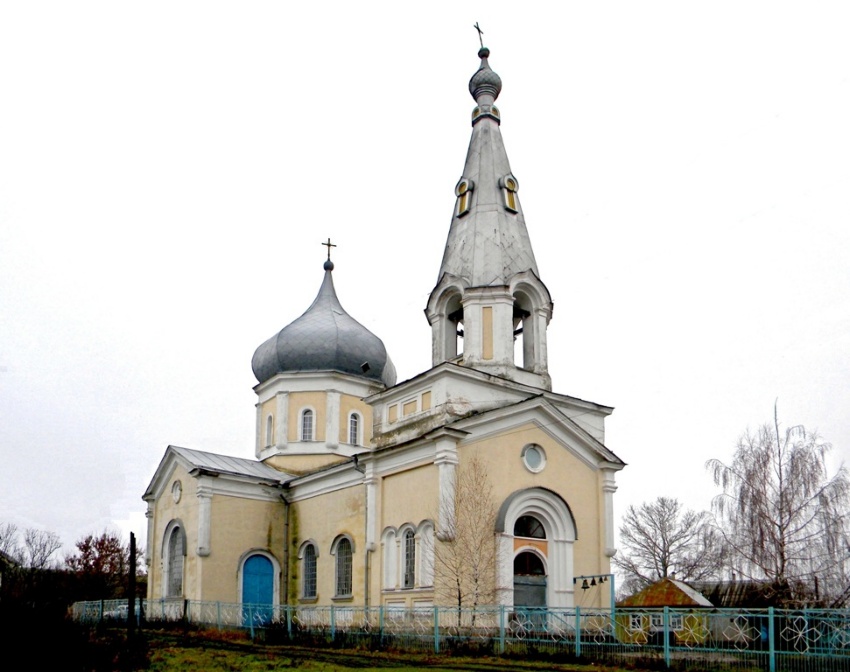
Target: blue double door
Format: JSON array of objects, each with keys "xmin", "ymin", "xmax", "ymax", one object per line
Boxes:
[{"xmin": 242, "ymin": 555, "xmax": 274, "ymax": 625}]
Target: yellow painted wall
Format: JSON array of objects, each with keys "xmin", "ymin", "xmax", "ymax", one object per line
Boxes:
[
  {"xmin": 264, "ymin": 453, "xmax": 347, "ymax": 474},
  {"xmin": 288, "ymin": 391, "xmax": 326, "ymax": 441},
  {"xmin": 377, "ymin": 464, "xmax": 438, "ymax": 607},
  {"xmin": 482, "ymin": 306, "xmax": 493, "ymax": 359},
  {"xmin": 147, "ymin": 463, "xmax": 199, "ymax": 601},
  {"xmin": 148, "ymin": 464, "xmax": 286, "ymax": 604},
  {"xmin": 290, "ymin": 485, "xmax": 366, "ymax": 605},
  {"xmin": 338, "ymin": 394, "xmax": 372, "ymax": 445},
  {"xmin": 461, "ymin": 423, "xmax": 609, "ymax": 606},
  {"xmin": 202, "ymin": 495, "xmax": 285, "ymax": 603},
  {"xmin": 380, "ymin": 464, "xmax": 438, "ymax": 531}
]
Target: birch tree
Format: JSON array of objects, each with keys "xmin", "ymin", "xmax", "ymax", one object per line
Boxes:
[
  {"xmin": 433, "ymin": 453, "xmax": 500, "ymax": 617},
  {"xmin": 707, "ymin": 407, "xmax": 850, "ymax": 605}
]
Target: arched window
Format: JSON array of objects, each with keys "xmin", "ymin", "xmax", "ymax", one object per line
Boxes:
[
  {"xmin": 381, "ymin": 528, "xmax": 397, "ymax": 589},
  {"xmin": 514, "ymin": 551, "xmax": 546, "ymax": 576},
  {"xmin": 265, "ymin": 415, "xmax": 274, "ymax": 447},
  {"xmin": 301, "ymin": 409, "xmax": 314, "ymax": 441},
  {"xmin": 348, "ymin": 413, "xmax": 360, "ymax": 446},
  {"xmin": 302, "ymin": 543, "xmax": 317, "ymax": 599},
  {"xmin": 418, "ymin": 521, "xmax": 435, "ymax": 588},
  {"xmin": 514, "ymin": 515, "xmax": 546, "ymax": 539},
  {"xmin": 333, "ymin": 536, "xmax": 353, "ymax": 597},
  {"xmin": 165, "ymin": 524, "xmax": 185, "ymax": 598},
  {"xmin": 402, "ymin": 529, "xmax": 416, "ymax": 589}
]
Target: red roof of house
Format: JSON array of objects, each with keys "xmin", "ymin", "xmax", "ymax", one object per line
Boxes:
[{"xmin": 619, "ymin": 577, "xmax": 713, "ymax": 607}]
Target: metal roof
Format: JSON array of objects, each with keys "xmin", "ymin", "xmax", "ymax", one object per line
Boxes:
[{"xmin": 170, "ymin": 446, "xmax": 290, "ymax": 483}]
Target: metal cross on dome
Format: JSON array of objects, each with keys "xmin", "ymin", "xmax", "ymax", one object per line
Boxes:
[
  {"xmin": 321, "ymin": 237, "xmax": 337, "ymax": 261},
  {"xmin": 474, "ymin": 22, "xmax": 484, "ymax": 48}
]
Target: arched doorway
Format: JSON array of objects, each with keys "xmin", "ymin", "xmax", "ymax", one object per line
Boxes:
[
  {"xmin": 242, "ymin": 554, "xmax": 274, "ymax": 625},
  {"xmin": 513, "ymin": 551, "xmax": 547, "ymax": 608},
  {"xmin": 495, "ymin": 487, "xmax": 577, "ymax": 608}
]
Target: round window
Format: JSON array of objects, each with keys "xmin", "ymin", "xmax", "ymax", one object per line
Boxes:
[
  {"xmin": 171, "ymin": 480, "xmax": 182, "ymax": 503},
  {"xmin": 521, "ymin": 444, "xmax": 546, "ymax": 473}
]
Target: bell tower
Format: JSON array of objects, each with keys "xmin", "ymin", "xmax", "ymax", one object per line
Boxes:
[{"xmin": 426, "ymin": 46, "xmax": 553, "ymax": 390}]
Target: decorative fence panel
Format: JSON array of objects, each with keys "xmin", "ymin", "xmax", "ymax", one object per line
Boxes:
[{"xmin": 72, "ymin": 600, "xmax": 850, "ymax": 671}]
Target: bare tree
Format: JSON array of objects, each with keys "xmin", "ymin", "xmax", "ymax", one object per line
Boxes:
[
  {"xmin": 707, "ymin": 406, "xmax": 850, "ymax": 606},
  {"xmin": 433, "ymin": 453, "xmax": 500, "ymax": 616},
  {"xmin": 614, "ymin": 496, "xmax": 726, "ymax": 594},
  {"xmin": 21, "ymin": 528, "xmax": 62, "ymax": 571},
  {"xmin": 0, "ymin": 522, "xmax": 22, "ymax": 563}
]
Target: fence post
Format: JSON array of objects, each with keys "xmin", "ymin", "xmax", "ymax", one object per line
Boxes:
[
  {"xmin": 433, "ymin": 606, "xmax": 440, "ymax": 654},
  {"xmin": 575, "ymin": 606, "xmax": 581, "ymax": 658},
  {"xmin": 287, "ymin": 605, "xmax": 292, "ymax": 638},
  {"xmin": 379, "ymin": 605, "xmax": 384, "ymax": 644},
  {"xmin": 663, "ymin": 607, "xmax": 671, "ymax": 669},
  {"xmin": 331, "ymin": 605, "xmax": 336, "ymax": 640},
  {"xmin": 499, "ymin": 604, "xmax": 505, "ymax": 654},
  {"xmin": 768, "ymin": 607, "xmax": 775, "ymax": 672}
]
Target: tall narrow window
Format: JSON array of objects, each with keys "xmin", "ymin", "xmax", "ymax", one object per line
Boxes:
[
  {"xmin": 166, "ymin": 526, "xmax": 184, "ymax": 597},
  {"xmin": 403, "ymin": 529, "xmax": 416, "ymax": 589},
  {"xmin": 335, "ymin": 537, "xmax": 353, "ymax": 597},
  {"xmin": 301, "ymin": 409, "xmax": 313, "ymax": 441},
  {"xmin": 265, "ymin": 415, "xmax": 274, "ymax": 447},
  {"xmin": 500, "ymin": 174, "xmax": 519, "ymax": 212},
  {"xmin": 348, "ymin": 413, "xmax": 360, "ymax": 446},
  {"xmin": 303, "ymin": 544, "xmax": 317, "ymax": 599}
]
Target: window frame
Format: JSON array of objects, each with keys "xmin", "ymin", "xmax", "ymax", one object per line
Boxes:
[
  {"xmin": 300, "ymin": 541, "xmax": 318, "ymax": 600},
  {"xmin": 332, "ymin": 535, "xmax": 354, "ymax": 599},
  {"xmin": 402, "ymin": 528, "xmax": 416, "ymax": 589},
  {"xmin": 300, "ymin": 408, "xmax": 314, "ymax": 441},
  {"xmin": 348, "ymin": 412, "xmax": 360, "ymax": 446}
]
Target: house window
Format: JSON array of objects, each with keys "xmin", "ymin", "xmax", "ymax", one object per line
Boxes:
[
  {"xmin": 348, "ymin": 413, "xmax": 360, "ymax": 446},
  {"xmin": 301, "ymin": 409, "xmax": 314, "ymax": 441},
  {"xmin": 302, "ymin": 543, "xmax": 317, "ymax": 599},
  {"xmin": 265, "ymin": 415, "xmax": 273, "ymax": 447},
  {"xmin": 650, "ymin": 613, "xmax": 663, "ymax": 629},
  {"xmin": 403, "ymin": 529, "xmax": 415, "ymax": 589},
  {"xmin": 334, "ymin": 537, "xmax": 353, "ymax": 597},
  {"xmin": 629, "ymin": 614, "xmax": 643, "ymax": 631},
  {"xmin": 670, "ymin": 614, "xmax": 684, "ymax": 631},
  {"xmin": 166, "ymin": 526, "xmax": 184, "ymax": 598}
]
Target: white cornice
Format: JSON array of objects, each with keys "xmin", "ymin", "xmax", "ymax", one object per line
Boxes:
[{"xmin": 254, "ymin": 371, "xmax": 381, "ymax": 401}]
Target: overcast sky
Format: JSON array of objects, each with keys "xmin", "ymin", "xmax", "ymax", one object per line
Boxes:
[{"xmin": 1, "ymin": 2, "xmax": 848, "ymax": 558}]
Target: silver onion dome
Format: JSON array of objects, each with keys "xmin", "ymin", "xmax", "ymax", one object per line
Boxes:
[{"xmin": 251, "ymin": 260, "xmax": 396, "ymax": 387}]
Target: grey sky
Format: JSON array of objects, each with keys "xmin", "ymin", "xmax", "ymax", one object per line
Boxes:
[{"xmin": 1, "ymin": 2, "xmax": 848, "ymax": 555}]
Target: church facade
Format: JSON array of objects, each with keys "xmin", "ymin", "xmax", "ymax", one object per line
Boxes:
[{"xmin": 143, "ymin": 45, "xmax": 625, "ymax": 615}]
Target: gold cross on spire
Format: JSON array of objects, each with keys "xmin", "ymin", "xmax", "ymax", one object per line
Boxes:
[
  {"xmin": 474, "ymin": 22, "xmax": 484, "ymax": 49},
  {"xmin": 321, "ymin": 237, "xmax": 337, "ymax": 261}
]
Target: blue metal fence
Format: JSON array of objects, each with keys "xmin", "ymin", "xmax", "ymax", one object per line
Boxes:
[{"xmin": 72, "ymin": 599, "xmax": 850, "ymax": 671}]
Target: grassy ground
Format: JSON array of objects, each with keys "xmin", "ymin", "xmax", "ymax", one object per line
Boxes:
[{"xmin": 119, "ymin": 629, "xmax": 640, "ymax": 672}]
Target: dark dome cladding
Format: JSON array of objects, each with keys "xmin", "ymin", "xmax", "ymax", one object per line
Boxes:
[{"xmin": 251, "ymin": 263, "xmax": 396, "ymax": 387}]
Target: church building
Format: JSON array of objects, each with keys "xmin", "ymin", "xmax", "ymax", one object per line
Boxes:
[{"xmin": 143, "ymin": 44, "xmax": 625, "ymax": 616}]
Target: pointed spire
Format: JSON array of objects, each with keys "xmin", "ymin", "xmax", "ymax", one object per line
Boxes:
[
  {"xmin": 433, "ymin": 46, "xmax": 541, "ymax": 288},
  {"xmin": 426, "ymin": 44, "xmax": 553, "ymax": 389}
]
